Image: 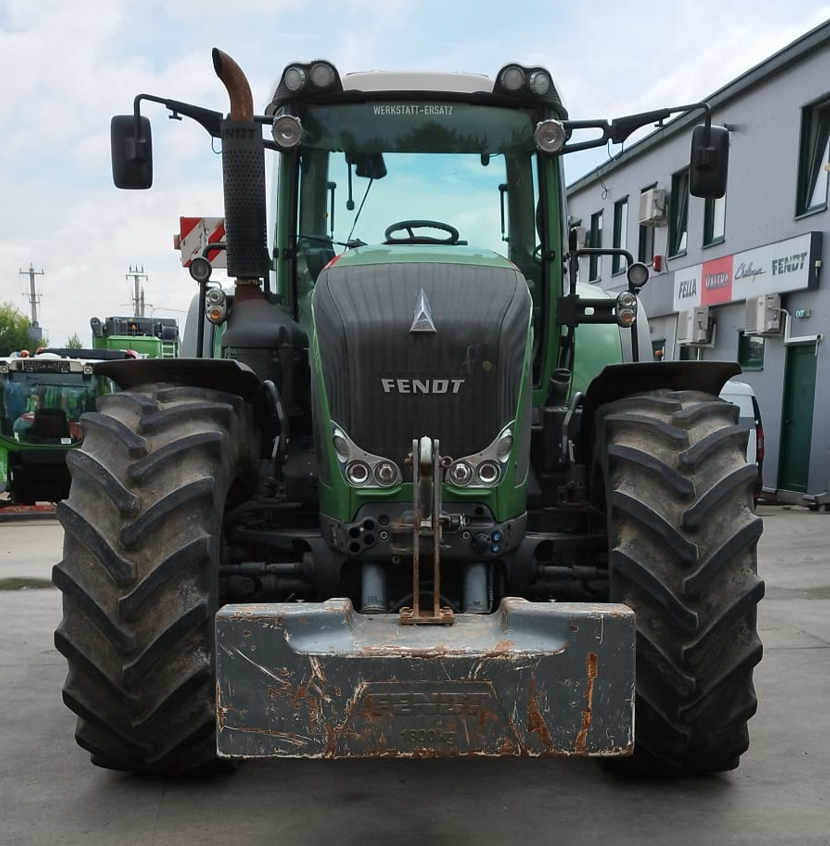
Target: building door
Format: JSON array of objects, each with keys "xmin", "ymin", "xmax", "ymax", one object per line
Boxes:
[{"xmin": 778, "ymin": 342, "xmax": 817, "ymax": 493}]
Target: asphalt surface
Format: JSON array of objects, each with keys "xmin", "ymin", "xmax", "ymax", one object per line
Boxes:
[{"xmin": 0, "ymin": 505, "xmax": 828, "ymax": 845}]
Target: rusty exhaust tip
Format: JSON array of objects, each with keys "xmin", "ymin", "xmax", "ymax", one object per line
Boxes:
[{"xmin": 212, "ymin": 47, "xmax": 254, "ymax": 122}]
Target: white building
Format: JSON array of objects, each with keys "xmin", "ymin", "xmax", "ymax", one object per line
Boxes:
[{"xmin": 566, "ymin": 20, "xmax": 830, "ymax": 507}]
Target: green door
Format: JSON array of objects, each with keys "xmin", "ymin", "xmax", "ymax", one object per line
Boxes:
[{"xmin": 778, "ymin": 343, "xmax": 817, "ymax": 493}]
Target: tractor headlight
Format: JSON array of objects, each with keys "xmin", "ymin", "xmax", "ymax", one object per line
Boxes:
[
  {"xmin": 496, "ymin": 428, "xmax": 513, "ymax": 460},
  {"xmin": 498, "ymin": 65, "xmax": 526, "ymax": 92},
  {"xmin": 534, "ymin": 120, "xmax": 567, "ymax": 153},
  {"xmin": 189, "ymin": 256, "xmax": 212, "ymax": 284},
  {"xmin": 332, "ymin": 429, "xmax": 349, "ymax": 461},
  {"xmin": 616, "ymin": 291, "xmax": 638, "ymax": 327},
  {"xmin": 283, "ymin": 66, "xmax": 306, "ymax": 92},
  {"xmin": 346, "ymin": 461, "xmax": 371, "ymax": 486},
  {"xmin": 272, "ymin": 114, "xmax": 303, "ymax": 150},
  {"xmin": 529, "ymin": 70, "xmax": 552, "ymax": 96},
  {"xmin": 309, "ymin": 62, "xmax": 337, "ymax": 89},
  {"xmin": 627, "ymin": 262, "xmax": 650, "ymax": 289},
  {"xmin": 477, "ymin": 461, "xmax": 501, "ymax": 486},
  {"xmin": 205, "ymin": 287, "xmax": 227, "ymax": 325},
  {"xmin": 374, "ymin": 461, "xmax": 400, "ymax": 487},
  {"xmin": 332, "ymin": 422, "xmax": 401, "ymax": 487},
  {"xmin": 447, "ymin": 461, "xmax": 474, "ymax": 487}
]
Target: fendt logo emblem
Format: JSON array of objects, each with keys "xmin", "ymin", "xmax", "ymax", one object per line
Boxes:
[
  {"xmin": 381, "ymin": 378, "xmax": 464, "ymax": 394},
  {"xmin": 366, "ymin": 691, "xmax": 490, "ymax": 717}
]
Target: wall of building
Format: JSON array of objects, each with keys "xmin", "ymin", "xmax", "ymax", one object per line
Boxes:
[{"xmin": 566, "ymin": 22, "xmax": 830, "ymax": 502}]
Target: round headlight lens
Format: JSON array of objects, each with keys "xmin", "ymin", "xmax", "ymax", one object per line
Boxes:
[
  {"xmin": 189, "ymin": 256, "xmax": 212, "ymax": 283},
  {"xmin": 627, "ymin": 262, "xmax": 649, "ymax": 289},
  {"xmin": 283, "ymin": 66, "xmax": 306, "ymax": 92},
  {"xmin": 346, "ymin": 461, "xmax": 370, "ymax": 485},
  {"xmin": 477, "ymin": 461, "xmax": 501, "ymax": 486},
  {"xmin": 499, "ymin": 65, "xmax": 526, "ymax": 91},
  {"xmin": 374, "ymin": 461, "xmax": 399, "ymax": 487},
  {"xmin": 310, "ymin": 62, "xmax": 336, "ymax": 89},
  {"xmin": 618, "ymin": 308, "xmax": 637, "ymax": 327},
  {"xmin": 272, "ymin": 114, "xmax": 303, "ymax": 149},
  {"xmin": 529, "ymin": 70, "xmax": 552, "ymax": 96},
  {"xmin": 534, "ymin": 120, "xmax": 567, "ymax": 153},
  {"xmin": 447, "ymin": 461, "xmax": 474, "ymax": 487}
]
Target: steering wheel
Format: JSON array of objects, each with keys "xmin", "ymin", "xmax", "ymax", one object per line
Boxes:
[{"xmin": 384, "ymin": 220, "xmax": 460, "ymax": 245}]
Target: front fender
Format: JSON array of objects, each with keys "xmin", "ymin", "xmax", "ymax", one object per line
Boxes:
[
  {"xmin": 93, "ymin": 357, "xmax": 261, "ymax": 401},
  {"xmin": 577, "ymin": 360, "xmax": 742, "ymax": 462}
]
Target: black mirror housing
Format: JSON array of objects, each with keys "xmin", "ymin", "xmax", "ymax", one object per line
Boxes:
[
  {"xmin": 111, "ymin": 115, "xmax": 153, "ymax": 189},
  {"xmin": 689, "ymin": 124, "xmax": 729, "ymax": 199}
]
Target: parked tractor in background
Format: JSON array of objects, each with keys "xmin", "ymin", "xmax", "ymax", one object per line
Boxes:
[
  {"xmin": 53, "ymin": 49, "xmax": 763, "ymax": 776},
  {"xmin": 0, "ymin": 350, "xmax": 119, "ymax": 504},
  {"xmin": 90, "ymin": 314, "xmax": 180, "ymax": 358}
]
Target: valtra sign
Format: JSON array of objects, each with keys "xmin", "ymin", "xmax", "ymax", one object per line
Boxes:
[{"xmin": 672, "ymin": 232, "xmax": 822, "ymax": 312}]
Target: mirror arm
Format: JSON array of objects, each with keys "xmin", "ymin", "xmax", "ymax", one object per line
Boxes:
[{"xmin": 560, "ymin": 101, "xmax": 714, "ymax": 154}]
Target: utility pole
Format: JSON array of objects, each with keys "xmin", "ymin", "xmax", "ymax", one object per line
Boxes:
[
  {"xmin": 19, "ymin": 263, "xmax": 44, "ymax": 342},
  {"xmin": 126, "ymin": 265, "xmax": 148, "ymax": 318}
]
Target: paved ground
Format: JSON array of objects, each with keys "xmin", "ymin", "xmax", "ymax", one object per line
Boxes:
[{"xmin": 0, "ymin": 505, "xmax": 828, "ymax": 845}]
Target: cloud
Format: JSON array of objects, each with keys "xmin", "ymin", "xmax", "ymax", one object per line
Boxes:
[{"xmin": 1, "ymin": 0, "xmax": 828, "ymax": 345}]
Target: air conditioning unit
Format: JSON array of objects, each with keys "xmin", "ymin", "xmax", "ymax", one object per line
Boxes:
[
  {"xmin": 677, "ymin": 306, "xmax": 712, "ymax": 344},
  {"xmin": 745, "ymin": 293, "xmax": 782, "ymax": 335},
  {"xmin": 638, "ymin": 188, "xmax": 667, "ymax": 226}
]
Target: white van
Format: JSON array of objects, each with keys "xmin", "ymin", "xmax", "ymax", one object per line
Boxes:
[{"xmin": 719, "ymin": 379, "xmax": 765, "ymax": 501}]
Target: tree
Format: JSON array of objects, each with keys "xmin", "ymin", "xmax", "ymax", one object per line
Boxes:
[
  {"xmin": 65, "ymin": 333, "xmax": 83, "ymax": 349},
  {"xmin": 0, "ymin": 301, "xmax": 37, "ymax": 356}
]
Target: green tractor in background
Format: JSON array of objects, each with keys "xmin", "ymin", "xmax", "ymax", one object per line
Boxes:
[
  {"xmin": 90, "ymin": 315, "xmax": 180, "ymax": 358},
  {"xmin": 53, "ymin": 49, "xmax": 763, "ymax": 776},
  {"xmin": 1, "ymin": 351, "xmax": 119, "ymax": 505}
]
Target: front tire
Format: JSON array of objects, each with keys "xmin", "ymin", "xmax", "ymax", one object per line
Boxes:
[
  {"xmin": 53, "ymin": 385, "xmax": 259, "ymax": 775},
  {"xmin": 595, "ymin": 389, "xmax": 764, "ymax": 775}
]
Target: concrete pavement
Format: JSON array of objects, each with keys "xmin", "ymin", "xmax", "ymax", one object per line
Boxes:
[{"xmin": 0, "ymin": 505, "xmax": 828, "ymax": 845}]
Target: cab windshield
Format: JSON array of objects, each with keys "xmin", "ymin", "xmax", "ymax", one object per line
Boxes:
[
  {"xmin": 1, "ymin": 371, "xmax": 101, "ymax": 446},
  {"xmin": 292, "ymin": 100, "xmax": 542, "ymax": 276}
]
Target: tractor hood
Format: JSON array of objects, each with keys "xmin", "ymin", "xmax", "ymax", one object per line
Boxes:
[{"xmin": 311, "ymin": 248, "xmax": 532, "ymax": 469}]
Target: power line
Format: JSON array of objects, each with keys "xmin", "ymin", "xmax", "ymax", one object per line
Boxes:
[
  {"xmin": 19, "ymin": 263, "xmax": 44, "ymax": 326},
  {"xmin": 126, "ymin": 265, "xmax": 148, "ymax": 317}
]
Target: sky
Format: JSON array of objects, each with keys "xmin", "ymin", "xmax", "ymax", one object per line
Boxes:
[{"xmin": 2, "ymin": 0, "xmax": 829, "ymax": 347}]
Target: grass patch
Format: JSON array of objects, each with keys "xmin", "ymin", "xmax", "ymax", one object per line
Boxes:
[{"xmin": 0, "ymin": 577, "xmax": 54, "ymax": 591}]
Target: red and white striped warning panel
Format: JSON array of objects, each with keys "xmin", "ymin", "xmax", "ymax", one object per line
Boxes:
[{"xmin": 175, "ymin": 217, "xmax": 227, "ymax": 267}]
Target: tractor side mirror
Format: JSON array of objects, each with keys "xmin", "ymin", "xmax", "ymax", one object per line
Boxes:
[
  {"xmin": 111, "ymin": 115, "xmax": 153, "ymax": 189},
  {"xmin": 689, "ymin": 124, "xmax": 729, "ymax": 199}
]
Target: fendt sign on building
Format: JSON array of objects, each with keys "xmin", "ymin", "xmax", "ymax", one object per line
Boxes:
[{"xmin": 673, "ymin": 232, "xmax": 822, "ymax": 312}]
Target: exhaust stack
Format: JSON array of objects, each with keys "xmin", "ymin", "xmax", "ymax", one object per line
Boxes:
[{"xmin": 212, "ymin": 48, "xmax": 269, "ymax": 288}]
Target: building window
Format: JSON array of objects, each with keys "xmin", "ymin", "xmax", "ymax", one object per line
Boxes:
[
  {"xmin": 738, "ymin": 331, "xmax": 765, "ymax": 370},
  {"xmin": 588, "ymin": 210, "xmax": 603, "ymax": 281},
  {"xmin": 652, "ymin": 339, "xmax": 666, "ymax": 361},
  {"xmin": 797, "ymin": 96, "xmax": 830, "ymax": 215},
  {"xmin": 669, "ymin": 168, "xmax": 689, "ymax": 256},
  {"xmin": 612, "ymin": 197, "xmax": 628, "ymax": 274},
  {"xmin": 678, "ymin": 345, "xmax": 698, "ymax": 361},
  {"xmin": 637, "ymin": 186, "xmax": 656, "ymax": 264},
  {"xmin": 704, "ymin": 194, "xmax": 726, "ymax": 246}
]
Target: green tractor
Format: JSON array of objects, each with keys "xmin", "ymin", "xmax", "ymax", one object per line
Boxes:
[
  {"xmin": 54, "ymin": 49, "xmax": 763, "ymax": 776},
  {"xmin": 0, "ymin": 351, "xmax": 118, "ymax": 505},
  {"xmin": 90, "ymin": 315, "xmax": 180, "ymax": 358}
]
